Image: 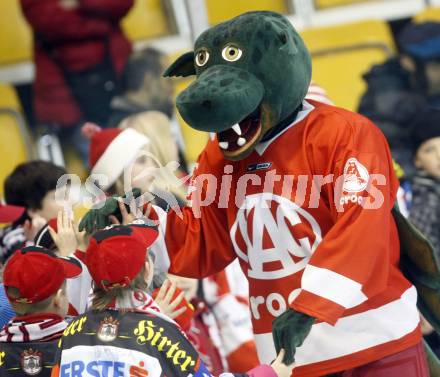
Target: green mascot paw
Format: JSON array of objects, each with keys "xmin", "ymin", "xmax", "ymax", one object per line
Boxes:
[
  {"xmin": 272, "ymin": 309, "xmax": 315, "ymax": 364},
  {"xmin": 79, "ymin": 188, "xmax": 142, "ymax": 234}
]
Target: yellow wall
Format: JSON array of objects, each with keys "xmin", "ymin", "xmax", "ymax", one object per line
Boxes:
[
  {"xmin": 121, "ymin": 0, "xmax": 171, "ymax": 41},
  {"xmin": 205, "ymin": 0, "xmax": 287, "ymax": 25},
  {"xmin": 0, "ymin": 0, "xmax": 32, "ymax": 65},
  {"xmin": 301, "ymin": 20, "xmax": 395, "ymax": 110},
  {"xmin": 414, "ymin": 7, "xmax": 440, "ymax": 22},
  {"xmin": 315, "ymin": 0, "xmax": 374, "ymax": 9},
  {"xmin": 0, "ymin": 85, "xmax": 29, "ymax": 197}
]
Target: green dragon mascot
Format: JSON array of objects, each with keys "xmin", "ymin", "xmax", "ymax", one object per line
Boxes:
[{"xmin": 81, "ymin": 11, "xmax": 440, "ymax": 376}]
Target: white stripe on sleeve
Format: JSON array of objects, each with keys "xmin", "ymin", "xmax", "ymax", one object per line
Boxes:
[{"xmin": 300, "ymin": 264, "xmax": 368, "ymax": 309}]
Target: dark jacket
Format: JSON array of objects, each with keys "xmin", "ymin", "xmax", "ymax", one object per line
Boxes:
[
  {"xmin": 358, "ymin": 58, "xmax": 426, "ymax": 177},
  {"xmin": 51, "ymin": 308, "xmax": 274, "ymax": 377}
]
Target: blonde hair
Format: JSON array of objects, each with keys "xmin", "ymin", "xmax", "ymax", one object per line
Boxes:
[
  {"xmin": 117, "ymin": 111, "xmax": 187, "ymax": 202},
  {"xmin": 91, "ymin": 266, "xmax": 149, "ymax": 312},
  {"xmin": 6, "ymin": 284, "xmax": 65, "ymax": 315}
]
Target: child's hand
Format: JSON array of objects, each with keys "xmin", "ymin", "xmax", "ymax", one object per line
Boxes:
[
  {"xmin": 49, "ymin": 210, "xmax": 77, "ymax": 256},
  {"xmin": 271, "ymin": 349, "xmax": 295, "ymax": 377},
  {"xmin": 74, "ymin": 219, "xmax": 90, "ymax": 252},
  {"xmin": 109, "ymin": 198, "xmax": 155, "ymax": 226},
  {"xmin": 154, "ymin": 280, "xmax": 187, "ymax": 319},
  {"xmin": 109, "ymin": 198, "xmax": 137, "ymax": 225},
  {"xmin": 23, "ymin": 215, "xmax": 47, "ymax": 242}
]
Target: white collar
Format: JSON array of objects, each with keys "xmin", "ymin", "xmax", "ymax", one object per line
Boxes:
[{"xmin": 254, "ymin": 100, "xmax": 315, "ymax": 156}]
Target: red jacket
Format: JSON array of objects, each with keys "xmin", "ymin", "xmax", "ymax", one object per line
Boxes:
[{"xmin": 20, "ymin": 0, "xmax": 133, "ymax": 126}]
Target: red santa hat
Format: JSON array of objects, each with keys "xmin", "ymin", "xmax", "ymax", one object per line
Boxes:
[{"xmin": 82, "ymin": 123, "xmax": 149, "ymax": 190}]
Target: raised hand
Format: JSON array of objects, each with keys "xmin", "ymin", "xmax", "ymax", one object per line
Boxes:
[
  {"xmin": 79, "ymin": 188, "xmax": 142, "ymax": 234},
  {"xmin": 74, "ymin": 219, "xmax": 90, "ymax": 252},
  {"xmin": 49, "ymin": 210, "xmax": 77, "ymax": 256},
  {"xmin": 153, "ymin": 280, "xmax": 187, "ymax": 319}
]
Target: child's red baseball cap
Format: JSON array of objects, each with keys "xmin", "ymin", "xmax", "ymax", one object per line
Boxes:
[
  {"xmin": 0, "ymin": 203, "xmax": 24, "ymax": 223},
  {"xmin": 86, "ymin": 224, "xmax": 158, "ymax": 291},
  {"xmin": 4, "ymin": 246, "xmax": 82, "ymax": 304}
]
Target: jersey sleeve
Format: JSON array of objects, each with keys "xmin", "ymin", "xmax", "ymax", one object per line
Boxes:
[
  {"xmin": 291, "ymin": 111, "xmax": 400, "ymax": 325},
  {"xmin": 66, "ymin": 253, "xmax": 93, "ymax": 316},
  {"xmin": 150, "ymin": 144, "xmax": 237, "ymax": 279}
]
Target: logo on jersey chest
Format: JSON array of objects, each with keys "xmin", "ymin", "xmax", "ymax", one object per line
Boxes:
[
  {"xmin": 230, "ymin": 193, "xmax": 322, "ymax": 280},
  {"xmin": 97, "ymin": 316, "xmax": 120, "ymax": 342},
  {"xmin": 21, "ymin": 349, "xmax": 42, "ymax": 375}
]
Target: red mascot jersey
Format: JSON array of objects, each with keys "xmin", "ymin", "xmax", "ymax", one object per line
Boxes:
[{"xmin": 151, "ymin": 101, "xmax": 421, "ymax": 376}]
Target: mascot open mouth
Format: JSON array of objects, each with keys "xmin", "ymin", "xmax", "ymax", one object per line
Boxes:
[{"xmin": 217, "ymin": 106, "xmax": 263, "ymax": 157}]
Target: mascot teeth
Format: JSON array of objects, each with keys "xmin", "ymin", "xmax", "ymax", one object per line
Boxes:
[
  {"xmin": 237, "ymin": 137, "xmax": 246, "ymax": 146},
  {"xmin": 219, "ymin": 141, "xmax": 229, "ymax": 150},
  {"xmin": 232, "ymin": 124, "xmax": 242, "ymax": 135}
]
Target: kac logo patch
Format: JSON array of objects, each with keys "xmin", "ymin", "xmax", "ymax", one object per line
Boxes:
[{"xmin": 342, "ymin": 157, "xmax": 369, "ymax": 193}]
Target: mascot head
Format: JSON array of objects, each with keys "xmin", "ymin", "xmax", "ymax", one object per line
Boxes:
[{"xmin": 164, "ymin": 11, "xmax": 312, "ymax": 160}]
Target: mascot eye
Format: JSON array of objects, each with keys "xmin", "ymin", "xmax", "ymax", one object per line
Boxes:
[
  {"xmin": 195, "ymin": 50, "xmax": 210, "ymax": 67},
  {"xmin": 222, "ymin": 45, "xmax": 243, "ymax": 62}
]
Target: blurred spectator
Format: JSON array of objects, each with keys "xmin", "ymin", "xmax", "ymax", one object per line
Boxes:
[
  {"xmin": 108, "ymin": 47, "xmax": 174, "ymax": 126},
  {"xmin": 81, "ymin": 123, "xmax": 149, "ymax": 193},
  {"xmin": 20, "ymin": 0, "xmax": 133, "ymax": 162},
  {"xmin": 0, "ymin": 161, "xmax": 66, "ymax": 262},
  {"xmin": 118, "ymin": 111, "xmax": 188, "ymax": 203},
  {"xmin": 108, "ymin": 47, "xmax": 187, "ymax": 168},
  {"xmin": 0, "ymin": 246, "xmax": 79, "ymax": 376},
  {"xmin": 399, "ymin": 22, "xmax": 440, "ymax": 108},
  {"xmin": 409, "ymin": 108, "xmax": 440, "ymax": 262},
  {"xmin": 408, "ymin": 107, "xmax": 440, "ymax": 356},
  {"xmin": 358, "ymin": 21, "xmax": 440, "ymax": 177},
  {"xmin": 83, "ymin": 119, "xmax": 186, "ymax": 208}
]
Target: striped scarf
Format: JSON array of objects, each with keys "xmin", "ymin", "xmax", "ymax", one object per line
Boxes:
[
  {"xmin": 0, "ymin": 313, "xmax": 67, "ymax": 343},
  {"xmin": 106, "ymin": 290, "xmax": 162, "ymax": 313},
  {"xmin": 106, "ymin": 290, "xmax": 182, "ymax": 328},
  {"xmin": 409, "ymin": 171, "xmax": 440, "ymax": 263}
]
